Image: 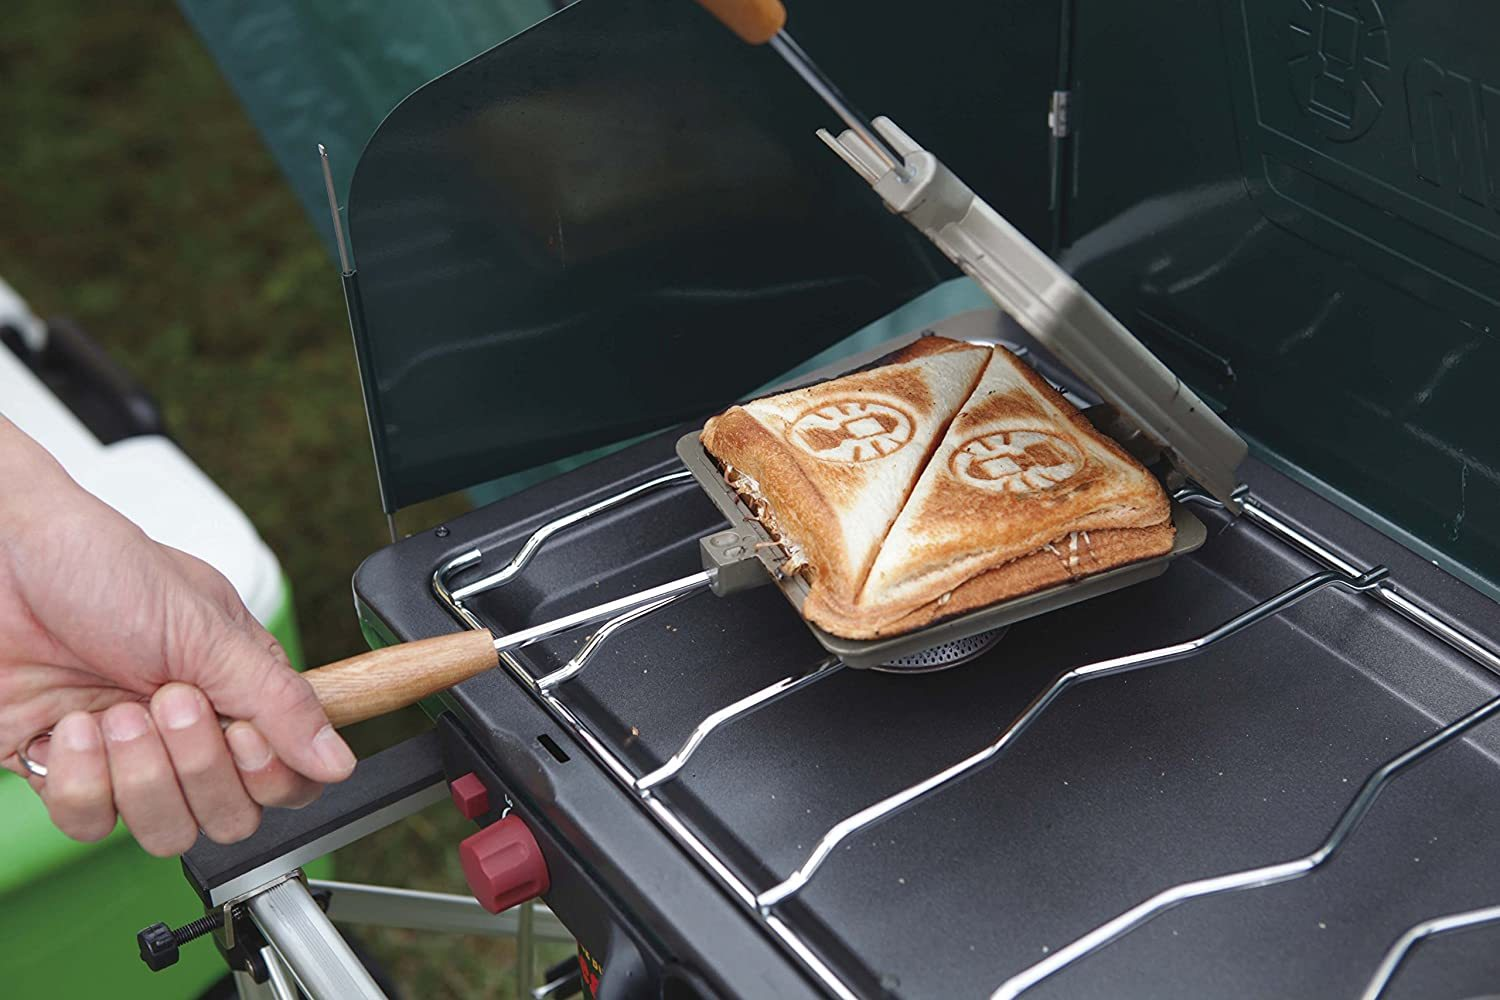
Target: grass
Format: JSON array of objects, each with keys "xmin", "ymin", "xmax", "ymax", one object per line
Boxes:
[{"xmin": 0, "ymin": 4, "xmax": 561, "ymax": 995}]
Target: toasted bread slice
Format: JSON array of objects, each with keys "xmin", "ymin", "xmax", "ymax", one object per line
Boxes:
[
  {"xmin": 700, "ymin": 336, "xmax": 990, "ymax": 614},
  {"xmin": 821, "ymin": 347, "xmax": 1173, "ymax": 638}
]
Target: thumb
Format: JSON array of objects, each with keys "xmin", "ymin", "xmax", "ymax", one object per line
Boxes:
[{"xmin": 193, "ymin": 628, "xmax": 357, "ymax": 785}]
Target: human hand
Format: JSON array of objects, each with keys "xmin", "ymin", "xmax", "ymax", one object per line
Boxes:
[{"xmin": 0, "ymin": 417, "xmax": 356, "ymax": 855}]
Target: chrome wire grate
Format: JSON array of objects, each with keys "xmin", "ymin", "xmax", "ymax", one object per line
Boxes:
[
  {"xmin": 1360, "ymin": 903, "xmax": 1500, "ymax": 1000},
  {"xmin": 431, "ymin": 472, "xmax": 1500, "ymax": 1000},
  {"xmin": 989, "ymin": 672, "xmax": 1500, "ymax": 999}
]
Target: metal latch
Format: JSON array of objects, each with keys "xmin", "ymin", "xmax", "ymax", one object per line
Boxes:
[
  {"xmin": 1049, "ymin": 89, "xmax": 1071, "ymax": 138},
  {"xmin": 700, "ymin": 530, "xmax": 773, "ymax": 596}
]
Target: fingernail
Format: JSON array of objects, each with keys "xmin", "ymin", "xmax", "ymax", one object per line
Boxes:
[
  {"xmin": 226, "ymin": 726, "xmax": 272, "ymax": 771},
  {"xmin": 102, "ymin": 705, "xmax": 149, "ymax": 742},
  {"xmin": 314, "ymin": 725, "xmax": 356, "ymax": 776},
  {"xmin": 56, "ymin": 713, "xmax": 100, "ymax": 753},
  {"xmin": 157, "ymin": 686, "xmax": 203, "ymax": 731}
]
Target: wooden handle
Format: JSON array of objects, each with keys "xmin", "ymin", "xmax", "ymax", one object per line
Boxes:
[
  {"xmin": 303, "ymin": 630, "xmax": 499, "ymax": 728},
  {"xmin": 693, "ymin": 0, "xmax": 786, "ymax": 44}
]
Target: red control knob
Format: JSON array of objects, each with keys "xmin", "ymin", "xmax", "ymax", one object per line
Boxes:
[{"xmin": 459, "ymin": 816, "xmax": 550, "ymax": 914}]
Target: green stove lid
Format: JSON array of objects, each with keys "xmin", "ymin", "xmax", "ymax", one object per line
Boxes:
[
  {"xmin": 339, "ymin": 0, "xmax": 1057, "ymax": 512},
  {"xmin": 1056, "ymin": 0, "xmax": 1500, "ymax": 598},
  {"xmin": 338, "ymin": 0, "xmax": 1500, "ymax": 598}
]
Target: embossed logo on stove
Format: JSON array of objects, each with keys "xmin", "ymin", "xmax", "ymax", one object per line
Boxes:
[
  {"xmin": 951, "ymin": 430, "xmax": 1084, "ymax": 493},
  {"xmin": 790, "ymin": 401, "xmax": 915, "ymax": 463},
  {"xmin": 1288, "ymin": 0, "xmax": 1390, "ymax": 141},
  {"xmin": 1405, "ymin": 59, "xmax": 1500, "ymax": 209}
]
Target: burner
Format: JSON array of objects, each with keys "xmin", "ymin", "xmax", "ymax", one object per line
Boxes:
[{"xmin": 875, "ymin": 625, "xmax": 1009, "ymax": 672}]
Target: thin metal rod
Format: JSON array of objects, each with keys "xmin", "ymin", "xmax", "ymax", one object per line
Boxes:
[
  {"xmin": 490, "ymin": 571, "xmax": 714, "ymax": 656},
  {"xmin": 434, "ymin": 549, "xmax": 485, "ymax": 629},
  {"xmin": 452, "ymin": 470, "xmax": 694, "ymax": 602},
  {"xmin": 1359, "ymin": 903, "xmax": 1500, "ymax": 1000},
  {"xmin": 755, "ymin": 567, "xmax": 1387, "ymax": 910},
  {"xmin": 260, "ymin": 948, "xmax": 300, "ymax": 1000},
  {"xmin": 991, "ymin": 691, "xmax": 1500, "ymax": 1000},
  {"xmin": 1377, "ymin": 587, "xmax": 1500, "ymax": 678},
  {"xmin": 764, "ymin": 912, "xmax": 861, "ymax": 1000},
  {"xmin": 537, "ymin": 595, "xmax": 685, "ymax": 690},
  {"xmin": 309, "ymin": 879, "xmax": 572, "ymax": 941},
  {"xmin": 234, "ymin": 962, "xmax": 281, "ymax": 1000},
  {"xmin": 1251, "ymin": 495, "xmax": 1500, "ymax": 677},
  {"xmin": 317, "ymin": 144, "xmax": 353, "ymax": 275},
  {"xmin": 532, "ymin": 964, "xmax": 583, "ymax": 1000},
  {"xmin": 247, "ymin": 879, "xmax": 387, "ymax": 1000},
  {"xmin": 770, "ymin": 32, "xmax": 908, "ymax": 179},
  {"xmin": 1180, "ymin": 488, "xmax": 1500, "ymax": 681},
  {"xmin": 517, "ymin": 900, "xmax": 535, "ymax": 997},
  {"xmin": 636, "ymin": 657, "xmax": 844, "ymax": 791}
]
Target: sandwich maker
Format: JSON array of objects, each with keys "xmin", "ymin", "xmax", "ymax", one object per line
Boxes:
[
  {"xmin": 166, "ymin": 1, "xmax": 1500, "ymax": 998},
  {"xmin": 674, "ymin": 339, "xmax": 1212, "ymax": 669}
]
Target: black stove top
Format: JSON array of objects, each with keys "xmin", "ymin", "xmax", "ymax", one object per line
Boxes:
[{"xmin": 355, "ymin": 419, "xmax": 1500, "ymax": 1000}]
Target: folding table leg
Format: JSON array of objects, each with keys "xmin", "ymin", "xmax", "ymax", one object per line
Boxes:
[{"xmin": 245, "ymin": 878, "xmax": 388, "ymax": 1000}]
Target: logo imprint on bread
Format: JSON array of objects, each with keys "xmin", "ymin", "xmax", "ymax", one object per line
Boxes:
[
  {"xmin": 951, "ymin": 430, "xmax": 1084, "ymax": 493},
  {"xmin": 790, "ymin": 400, "xmax": 914, "ymax": 463}
]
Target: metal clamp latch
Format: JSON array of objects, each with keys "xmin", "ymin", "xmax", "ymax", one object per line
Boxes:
[{"xmin": 700, "ymin": 530, "xmax": 773, "ymax": 597}]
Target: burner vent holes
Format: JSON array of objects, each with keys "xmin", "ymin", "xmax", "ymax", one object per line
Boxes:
[{"xmin": 878, "ymin": 626, "xmax": 1009, "ymax": 672}]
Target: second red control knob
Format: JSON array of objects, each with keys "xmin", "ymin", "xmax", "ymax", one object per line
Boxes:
[{"xmin": 459, "ymin": 816, "xmax": 550, "ymax": 914}]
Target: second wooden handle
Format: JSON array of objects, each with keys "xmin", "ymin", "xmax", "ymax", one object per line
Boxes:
[
  {"xmin": 692, "ymin": 0, "xmax": 786, "ymax": 44},
  {"xmin": 303, "ymin": 630, "xmax": 499, "ymax": 728}
]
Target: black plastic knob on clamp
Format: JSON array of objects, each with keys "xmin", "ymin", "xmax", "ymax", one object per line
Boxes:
[
  {"xmin": 138, "ymin": 911, "xmax": 224, "ymax": 971},
  {"xmin": 137, "ymin": 883, "xmax": 333, "ymax": 978}
]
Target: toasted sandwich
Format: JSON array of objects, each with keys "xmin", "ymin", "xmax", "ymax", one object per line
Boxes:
[
  {"xmin": 831, "ymin": 346, "xmax": 1174, "ymax": 637},
  {"xmin": 701, "ymin": 341, "xmax": 1174, "ymax": 640},
  {"xmin": 700, "ymin": 336, "xmax": 990, "ymax": 620}
]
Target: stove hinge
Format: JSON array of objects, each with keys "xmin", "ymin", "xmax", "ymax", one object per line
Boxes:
[
  {"xmin": 1047, "ymin": 88, "xmax": 1074, "ymax": 251},
  {"xmin": 1048, "ymin": 89, "xmax": 1072, "ymax": 139}
]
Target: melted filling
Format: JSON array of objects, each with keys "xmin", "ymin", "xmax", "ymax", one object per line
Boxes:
[
  {"xmin": 1042, "ymin": 530, "xmax": 1101, "ymax": 579},
  {"xmin": 722, "ymin": 464, "xmax": 810, "ymax": 579}
]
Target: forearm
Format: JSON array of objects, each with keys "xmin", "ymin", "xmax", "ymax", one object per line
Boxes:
[{"xmin": 0, "ymin": 415, "xmax": 82, "ymax": 550}]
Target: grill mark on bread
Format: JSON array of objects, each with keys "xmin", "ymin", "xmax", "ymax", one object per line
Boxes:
[
  {"xmin": 762, "ymin": 367, "xmax": 937, "ymax": 422},
  {"xmin": 1024, "ymin": 440, "xmax": 1069, "ymax": 468},
  {"xmin": 795, "ymin": 410, "xmax": 904, "ymax": 453},
  {"xmin": 854, "ymin": 368, "xmax": 934, "ymax": 413},
  {"xmin": 916, "ymin": 458, "xmax": 1108, "ymax": 525},
  {"xmin": 881, "ymin": 334, "xmax": 978, "ymax": 365},
  {"xmin": 954, "ymin": 386, "xmax": 1052, "ymax": 429},
  {"xmin": 702, "ymin": 336, "xmax": 989, "ymax": 615},
  {"xmin": 997, "ymin": 346, "xmax": 1159, "ymax": 474},
  {"xmin": 848, "ymin": 351, "xmax": 990, "ymax": 596},
  {"xmin": 847, "ymin": 347, "xmax": 1173, "ymax": 635}
]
